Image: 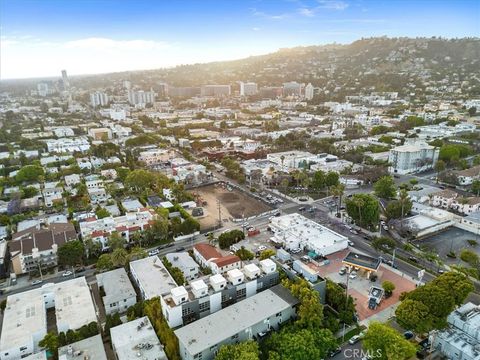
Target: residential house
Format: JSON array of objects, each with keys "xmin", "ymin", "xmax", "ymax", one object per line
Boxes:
[
  {"xmin": 165, "ymin": 252, "xmax": 200, "ymax": 281},
  {"xmin": 96, "ymin": 268, "xmax": 136, "ymax": 316}
]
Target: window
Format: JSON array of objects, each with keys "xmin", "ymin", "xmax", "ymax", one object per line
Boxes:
[
  {"xmin": 199, "ymin": 301, "xmax": 210, "ymax": 313},
  {"xmin": 20, "ymin": 346, "xmax": 27, "ymax": 351}
]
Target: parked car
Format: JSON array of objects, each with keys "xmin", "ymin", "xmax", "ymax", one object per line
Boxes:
[
  {"xmin": 349, "ymin": 229, "xmax": 358, "ymax": 235},
  {"xmin": 329, "ymin": 347, "xmax": 341, "ymax": 357},
  {"xmin": 408, "ymin": 256, "xmax": 418, "ymax": 263},
  {"xmin": 301, "ymin": 255, "xmax": 311, "ymax": 263},
  {"xmin": 290, "ymin": 248, "xmax": 302, "ymax": 254},
  {"xmin": 349, "ymin": 335, "xmax": 361, "ymax": 345},
  {"xmin": 349, "ymin": 271, "xmax": 357, "ymax": 279},
  {"xmin": 404, "ymin": 331, "xmax": 414, "ymax": 340},
  {"xmin": 298, "ymin": 207, "xmax": 306, "ymax": 212},
  {"xmin": 258, "ymin": 245, "xmax": 267, "ymax": 251},
  {"xmin": 175, "ymin": 246, "xmax": 185, "ymax": 252},
  {"xmin": 31, "ymin": 280, "xmax": 43, "ymax": 285},
  {"xmin": 339, "ymin": 267, "xmax": 347, "ymax": 275},
  {"xmin": 348, "ymin": 240, "xmax": 355, "ymax": 246},
  {"xmin": 148, "ymin": 249, "xmax": 160, "ymax": 256},
  {"xmin": 62, "ymin": 271, "xmax": 73, "ymax": 277}
]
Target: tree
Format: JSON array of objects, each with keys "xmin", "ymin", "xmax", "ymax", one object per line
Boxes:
[
  {"xmin": 395, "ymin": 299, "xmax": 433, "ymax": 334},
  {"xmin": 468, "ymin": 106, "xmax": 477, "ymax": 116},
  {"xmin": 283, "ymin": 279, "xmax": 324, "ymax": 330},
  {"xmin": 235, "ymin": 247, "xmax": 254, "ymax": 261},
  {"xmin": 57, "ymin": 240, "xmax": 85, "ymax": 268},
  {"xmin": 39, "ymin": 332, "xmax": 59, "ymax": 355},
  {"xmin": 84, "ymin": 237, "xmax": 102, "ymax": 258},
  {"xmin": 104, "ymin": 313, "xmax": 122, "ymax": 333},
  {"xmin": 460, "ymin": 249, "xmax": 479, "ymax": 267},
  {"xmin": 362, "ymin": 322, "xmax": 417, "ymax": 360},
  {"xmin": 21, "ymin": 186, "xmax": 39, "ymax": 199},
  {"xmin": 325, "ymin": 171, "xmax": 339, "ymax": 187},
  {"xmin": 218, "ymin": 230, "xmax": 245, "ymax": 249},
  {"xmin": 372, "ymin": 237, "xmax": 396, "ymax": 251},
  {"xmin": 472, "ymin": 180, "xmax": 480, "ymax": 196},
  {"xmin": 345, "ymin": 194, "xmax": 379, "ymax": 229},
  {"xmin": 434, "ymin": 159, "xmax": 446, "ymax": 182},
  {"xmin": 144, "ymin": 218, "xmax": 169, "ymax": 245},
  {"xmin": 107, "ymin": 232, "xmax": 126, "ymax": 250},
  {"xmin": 330, "ymin": 183, "xmax": 345, "ymax": 214},
  {"xmin": 382, "ymin": 281, "xmax": 396, "ymax": 296},
  {"xmin": 95, "ymin": 207, "xmax": 110, "ymax": 219},
  {"xmin": 111, "ymin": 248, "xmax": 128, "ymax": 268},
  {"xmin": 374, "ymin": 176, "xmax": 397, "ymax": 199},
  {"xmin": 15, "ymin": 165, "xmax": 44, "ymax": 183},
  {"xmin": 265, "ymin": 328, "xmax": 336, "ymax": 360},
  {"xmin": 128, "ymin": 247, "xmax": 148, "ymax": 262},
  {"xmin": 259, "ymin": 249, "xmax": 276, "ymax": 260},
  {"xmin": 386, "ymin": 189, "xmax": 412, "ymax": 220},
  {"xmin": 125, "ymin": 169, "xmax": 157, "ymax": 193},
  {"xmin": 311, "ymin": 170, "xmax": 326, "ymax": 191},
  {"xmin": 216, "ymin": 341, "xmax": 260, "ymax": 360},
  {"xmin": 325, "ymin": 280, "xmax": 356, "ymax": 325},
  {"xmin": 96, "ymin": 254, "xmax": 113, "ymax": 272}
]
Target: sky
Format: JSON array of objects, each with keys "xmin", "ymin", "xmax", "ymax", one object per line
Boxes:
[{"xmin": 1, "ymin": 0, "xmax": 479, "ymax": 79}]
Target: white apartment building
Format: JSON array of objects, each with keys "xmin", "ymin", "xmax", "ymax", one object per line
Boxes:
[
  {"xmin": 88, "ymin": 127, "xmax": 112, "ymax": 141},
  {"xmin": 161, "ymin": 260, "xmax": 279, "ymax": 328},
  {"xmin": 46, "ymin": 137, "xmax": 90, "ymax": 153},
  {"xmin": 239, "ymin": 82, "xmax": 257, "ymax": 96},
  {"xmin": 304, "ymin": 83, "xmax": 314, "ymax": 100},
  {"xmin": 138, "ymin": 149, "xmax": 171, "ymax": 166},
  {"xmin": 267, "ymin": 150, "xmax": 318, "ymax": 170},
  {"xmin": 388, "ymin": 143, "xmax": 439, "ymax": 174},
  {"xmin": 0, "ymin": 278, "xmax": 97, "ymax": 360},
  {"xmin": 96, "ymin": 268, "xmax": 137, "ymax": 316},
  {"xmin": 110, "ymin": 317, "xmax": 167, "ymax": 360},
  {"xmin": 52, "ymin": 127, "xmax": 75, "ymax": 137},
  {"xmin": 165, "ymin": 252, "xmax": 200, "ymax": 281},
  {"xmin": 79, "ymin": 209, "xmax": 155, "ymax": 249},
  {"xmin": 90, "ymin": 91, "xmax": 109, "ymax": 107},
  {"xmin": 127, "ymin": 90, "xmax": 155, "ymax": 105}
]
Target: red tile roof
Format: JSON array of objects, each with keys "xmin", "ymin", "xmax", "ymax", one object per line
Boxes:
[
  {"xmin": 212, "ymin": 254, "xmax": 241, "ymax": 268},
  {"xmin": 194, "ymin": 243, "xmax": 221, "ymax": 261}
]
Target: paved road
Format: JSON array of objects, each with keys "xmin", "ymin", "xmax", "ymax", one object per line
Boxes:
[{"xmin": 330, "ymin": 341, "xmax": 364, "ymax": 360}]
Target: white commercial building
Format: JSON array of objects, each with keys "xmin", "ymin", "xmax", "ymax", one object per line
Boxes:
[
  {"xmin": 96, "ymin": 268, "xmax": 137, "ymax": 316},
  {"xmin": 270, "ymin": 213, "xmax": 349, "ymax": 255},
  {"xmin": 110, "ymin": 317, "xmax": 167, "ymax": 360},
  {"xmin": 388, "ymin": 143, "xmax": 439, "ymax": 175},
  {"xmin": 304, "ymin": 83, "xmax": 314, "ymax": 100},
  {"xmin": 0, "ymin": 277, "xmax": 97, "ymax": 360}
]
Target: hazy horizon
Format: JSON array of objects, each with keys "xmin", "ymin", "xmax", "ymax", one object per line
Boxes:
[{"xmin": 1, "ymin": 0, "xmax": 479, "ymax": 80}]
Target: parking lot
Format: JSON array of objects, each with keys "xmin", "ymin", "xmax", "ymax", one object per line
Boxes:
[{"xmin": 307, "ymin": 249, "xmax": 416, "ymax": 321}]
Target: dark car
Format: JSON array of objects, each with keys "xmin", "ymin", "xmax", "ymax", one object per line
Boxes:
[
  {"xmin": 175, "ymin": 246, "xmax": 185, "ymax": 252},
  {"xmin": 408, "ymin": 256, "xmax": 418, "ymax": 263},
  {"xmin": 329, "ymin": 347, "xmax": 341, "ymax": 357},
  {"xmin": 338, "ymin": 282, "xmax": 347, "ymax": 289},
  {"xmin": 404, "ymin": 331, "xmax": 414, "ymax": 340}
]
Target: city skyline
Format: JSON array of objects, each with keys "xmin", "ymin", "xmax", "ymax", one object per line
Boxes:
[{"xmin": 1, "ymin": 0, "xmax": 479, "ymax": 79}]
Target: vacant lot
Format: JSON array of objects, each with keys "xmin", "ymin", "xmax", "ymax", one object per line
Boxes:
[{"xmin": 190, "ymin": 184, "xmax": 272, "ymax": 229}]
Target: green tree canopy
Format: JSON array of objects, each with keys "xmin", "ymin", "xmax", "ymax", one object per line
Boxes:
[
  {"xmin": 215, "ymin": 341, "xmax": 259, "ymax": 360},
  {"xmin": 16, "ymin": 165, "xmax": 44, "ymax": 183},
  {"xmin": 345, "ymin": 193, "xmax": 380, "ymax": 229},
  {"xmin": 57, "ymin": 240, "xmax": 85, "ymax": 268},
  {"xmin": 374, "ymin": 176, "xmax": 397, "ymax": 199},
  {"xmin": 363, "ymin": 322, "xmax": 417, "ymax": 360}
]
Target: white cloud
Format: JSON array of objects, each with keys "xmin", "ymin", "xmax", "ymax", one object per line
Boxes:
[
  {"xmin": 298, "ymin": 8, "xmax": 315, "ymax": 17},
  {"xmin": 252, "ymin": 27, "xmax": 261, "ymax": 31},
  {"xmin": 317, "ymin": 0, "xmax": 349, "ymax": 10},
  {"xmin": 251, "ymin": 8, "xmax": 289, "ymax": 20}
]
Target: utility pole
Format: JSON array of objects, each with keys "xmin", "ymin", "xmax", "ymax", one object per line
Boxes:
[{"xmin": 217, "ymin": 199, "xmax": 222, "ymax": 229}]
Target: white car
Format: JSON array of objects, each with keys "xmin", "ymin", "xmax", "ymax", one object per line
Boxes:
[
  {"xmin": 31, "ymin": 279, "xmax": 43, "ymax": 285},
  {"xmin": 148, "ymin": 249, "xmax": 160, "ymax": 256},
  {"xmin": 258, "ymin": 245, "xmax": 267, "ymax": 251},
  {"xmin": 349, "ymin": 335, "xmax": 361, "ymax": 344},
  {"xmin": 349, "ymin": 271, "xmax": 357, "ymax": 279},
  {"xmin": 382, "ymin": 225, "xmax": 389, "ymax": 231},
  {"xmin": 348, "ymin": 241, "xmax": 355, "ymax": 247},
  {"xmin": 62, "ymin": 271, "xmax": 73, "ymax": 277},
  {"xmin": 290, "ymin": 248, "xmax": 302, "ymax": 254}
]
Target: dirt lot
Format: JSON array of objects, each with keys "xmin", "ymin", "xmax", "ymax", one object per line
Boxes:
[{"xmin": 190, "ymin": 184, "xmax": 272, "ymax": 230}]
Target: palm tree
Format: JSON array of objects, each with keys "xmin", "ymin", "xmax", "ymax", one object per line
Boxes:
[
  {"xmin": 207, "ymin": 232, "xmax": 216, "ymax": 245},
  {"xmin": 397, "ymin": 188, "xmax": 411, "ymax": 230},
  {"xmin": 111, "ymin": 248, "xmax": 128, "ymax": 268},
  {"xmin": 128, "ymin": 247, "xmax": 147, "ymax": 262},
  {"xmin": 330, "ymin": 184, "xmax": 346, "ymax": 215},
  {"xmin": 280, "ymin": 155, "xmax": 285, "ymax": 170},
  {"xmin": 351, "ymin": 197, "xmax": 365, "ymax": 227}
]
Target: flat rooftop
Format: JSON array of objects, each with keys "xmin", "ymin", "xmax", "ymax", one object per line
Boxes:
[
  {"xmin": 343, "ymin": 252, "xmax": 380, "ymax": 271},
  {"xmin": 110, "ymin": 317, "xmax": 167, "ymax": 360},
  {"xmin": 0, "ymin": 287, "xmax": 46, "ymax": 352},
  {"xmin": 23, "ymin": 352, "xmax": 47, "ymax": 360},
  {"xmin": 96, "ymin": 268, "xmax": 136, "ymax": 305},
  {"xmin": 54, "ymin": 277, "xmax": 97, "ymax": 331},
  {"xmin": 130, "ymin": 256, "xmax": 178, "ymax": 299},
  {"xmin": 174, "ymin": 285, "xmax": 298, "ymax": 356},
  {"xmin": 58, "ymin": 335, "xmax": 107, "ymax": 360},
  {"xmin": 271, "ymin": 213, "xmax": 348, "ymax": 247}
]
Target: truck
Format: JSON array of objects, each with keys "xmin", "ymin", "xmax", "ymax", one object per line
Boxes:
[{"xmin": 248, "ymin": 228, "xmax": 260, "ymax": 237}]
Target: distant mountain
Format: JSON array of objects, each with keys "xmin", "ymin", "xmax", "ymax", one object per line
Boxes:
[{"xmin": 124, "ymin": 37, "xmax": 480, "ymax": 98}]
